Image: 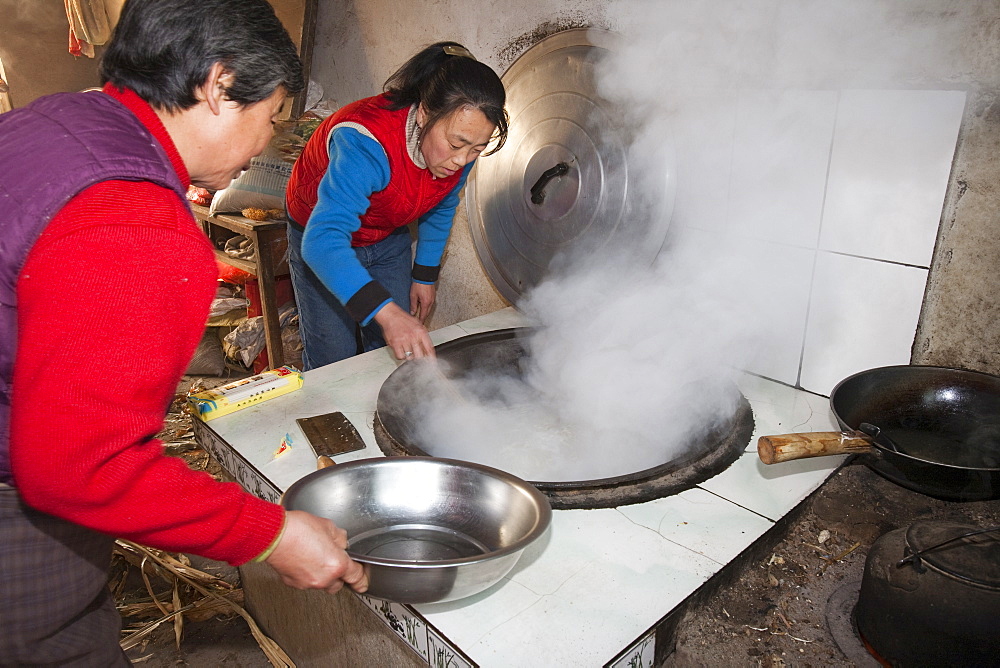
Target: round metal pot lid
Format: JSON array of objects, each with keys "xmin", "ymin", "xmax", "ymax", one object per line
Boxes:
[
  {"xmin": 903, "ymin": 520, "xmax": 1000, "ymax": 590},
  {"xmin": 467, "ymin": 28, "xmax": 676, "ymax": 302}
]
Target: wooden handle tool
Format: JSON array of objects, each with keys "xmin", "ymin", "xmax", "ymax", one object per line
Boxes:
[{"xmin": 757, "ymin": 431, "xmax": 874, "ymax": 464}]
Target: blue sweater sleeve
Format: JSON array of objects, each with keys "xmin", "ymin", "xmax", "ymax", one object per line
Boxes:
[
  {"xmin": 412, "ymin": 162, "xmax": 474, "ymax": 283},
  {"xmin": 300, "ymin": 127, "xmax": 391, "ymax": 323}
]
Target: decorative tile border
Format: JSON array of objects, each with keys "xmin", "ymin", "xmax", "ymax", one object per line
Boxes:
[
  {"xmin": 357, "ymin": 595, "xmax": 476, "ymax": 668},
  {"xmin": 193, "ymin": 420, "xmax": 474, "ymax": 667},
  {"xmin": 192, "ymin": 418, "xmax": 281, "ymax": 503},
  {"xmin": 426, "ymin": 626, "xmax": 475, "ymax": 668},
  {"xmin": 607, "ymin": 629, "xmax": 656, "ymax": 668}
]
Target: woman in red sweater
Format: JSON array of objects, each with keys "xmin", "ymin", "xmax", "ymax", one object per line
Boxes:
[
  {"xmin": 284, "ymin": 43, "xmax": 507, "ymax": 368},
  {"xmin": 1, "ymin": 1, "xmax": 365, "ymax": 664}
]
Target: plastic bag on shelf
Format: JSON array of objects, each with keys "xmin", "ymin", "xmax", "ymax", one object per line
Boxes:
[
  {"xmin": 223, "ymin": 303, "xmax": 298, "ymax": 368},
  {"xmin": 209, "ymin": 297, "xmax": 249, "ymax": 319},
  {"xmin": 208, "ymin": 117, "xmax": 318, "ymax": 215},
  {"xmin": 185, "ymin": 328, "xmax": 226, "ymax": 376},
  {"xmin": 223, "ymin": 235, "xmax": 255, "ymax": 260}
]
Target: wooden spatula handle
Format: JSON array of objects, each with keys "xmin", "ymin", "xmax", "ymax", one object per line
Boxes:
[{"xmin": 757, "ymin": 432, "xmax": 873, "ymax": 464}]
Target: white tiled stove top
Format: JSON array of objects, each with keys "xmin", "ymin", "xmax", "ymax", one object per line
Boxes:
[{"xmin": 195, "ymin": 307, "xmax": 844, "ymax": 667}]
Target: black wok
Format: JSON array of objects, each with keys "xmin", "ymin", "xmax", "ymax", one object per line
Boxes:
[{"xmin": 758, "ymin": 365, "xmax": 1000, "ymax": 501}]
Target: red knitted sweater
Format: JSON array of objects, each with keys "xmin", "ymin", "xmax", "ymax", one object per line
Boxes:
[{"xmin": 9, "ymin": 86, "xmax": 283, "ymax": 566}]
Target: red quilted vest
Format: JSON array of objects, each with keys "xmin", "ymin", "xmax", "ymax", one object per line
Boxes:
[{"xmin": 285, "ymin": 94, "xmax": 462, "ymax": 246}]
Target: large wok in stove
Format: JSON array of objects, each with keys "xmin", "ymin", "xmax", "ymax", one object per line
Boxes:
[{"xmin": 374, "ymin": 328, "xmax": 754, "ymax": 510}]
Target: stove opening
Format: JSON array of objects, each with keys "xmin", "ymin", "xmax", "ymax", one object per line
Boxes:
[{"xmin": 375, "ymin": 328, "xmax": 754, "ymax": 510}]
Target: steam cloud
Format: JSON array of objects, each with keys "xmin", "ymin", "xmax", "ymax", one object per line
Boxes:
[{"xmin": 396, "ymin": 1, "xmax": 967, "ymax": 482}]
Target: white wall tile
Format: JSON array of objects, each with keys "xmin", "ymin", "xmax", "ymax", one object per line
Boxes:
[
  {"xmin": 670, "ymin": 89, "xmax": 961, "ymax": 393},
  {"xmin": 658, "ymin": 230, "xmax": 813, "ymax": 387},
  {"xmin": 734, "ymin": 240, "xmax": 815, "ymax": 385},
  {"xmin": 819, "ymin": 89, "xmax": 966, "ymax": 267},
  {"xmin": 665, "ymin": 90, "xmax": 738, "ymax": 233},
  {"xmin": 799, "ymin": 252, "xmax": 928, "ymax": 395},
  {"xmin": 728, "ymin": 89, "xmax": 838, "ymax": 247}
]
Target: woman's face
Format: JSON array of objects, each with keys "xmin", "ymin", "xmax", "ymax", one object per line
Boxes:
[
  {"xmin": 197, "ymin": 86, "xmax": 287, "ymax": 190},
  {"xmin": 417, "ymin": 104, "xmax": 496, "ymax": 179}
]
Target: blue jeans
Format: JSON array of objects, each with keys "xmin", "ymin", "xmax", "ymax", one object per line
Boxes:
[{"xmin": 287, "ymin": 223, "xmax": 413, "ymax": 370}]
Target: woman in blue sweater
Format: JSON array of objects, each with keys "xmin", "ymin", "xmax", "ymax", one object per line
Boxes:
[{"xmin": 285, "ymin": 42, "xmax": 507, "ymax": 369}]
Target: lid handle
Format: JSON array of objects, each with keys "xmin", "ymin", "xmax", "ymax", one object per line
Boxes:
[
  {"xmin": 896, "ymin": 525, "xmax": 1000, "ymax": 573},
  {"xmin": 530, "ymin": 162, "xmax": 570, "ymax": 205}
]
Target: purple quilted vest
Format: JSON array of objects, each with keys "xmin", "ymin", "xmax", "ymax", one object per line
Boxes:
[{"xmin": 0, "ymin": 90, "xmax": 187, "ymax": 485}]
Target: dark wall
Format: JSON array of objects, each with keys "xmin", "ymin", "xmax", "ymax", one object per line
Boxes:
[
  {"xmin": 0, "ymin": 1, "xmax": 105, "ymax": 107},
  {"xmin": 0, "ymin": 0, "xmax": 314, "ymax": 110}
]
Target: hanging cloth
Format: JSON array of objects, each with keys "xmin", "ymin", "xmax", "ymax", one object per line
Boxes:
[{"xmin": 65, "ymin": 0, "xmax": 111, "ymax": 58}]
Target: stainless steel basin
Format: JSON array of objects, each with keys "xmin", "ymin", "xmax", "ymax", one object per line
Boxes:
[{"xmin": 282, "ymin": 456, "xmax": 552, "ymax": 604}]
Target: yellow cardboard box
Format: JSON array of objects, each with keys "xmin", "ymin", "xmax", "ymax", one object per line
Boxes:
[{"xmin": 188, "ymin": 366, "xmax": 303, "ymax": 421}]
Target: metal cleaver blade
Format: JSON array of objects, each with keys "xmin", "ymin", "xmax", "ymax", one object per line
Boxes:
[{"xmin": 295, "ymin": 411, "xmax": 367, "ymax": 462}]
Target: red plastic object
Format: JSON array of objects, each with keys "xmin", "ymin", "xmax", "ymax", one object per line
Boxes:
[{"xmin": 217, "ymin": 260, "xmax": 253, "ymax": 285}]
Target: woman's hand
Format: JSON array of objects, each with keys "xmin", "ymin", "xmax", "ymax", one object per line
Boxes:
[
  {"xmin": 264, "ymin": 510, "xmax": 368, "ymax": 594},
  {"xmin": 373, "ymin": 301, "xmax": 436, "ymax": 360},
  {"xmin": 410, "ymin": 282, "xmax": 437, "ymax": 323}
]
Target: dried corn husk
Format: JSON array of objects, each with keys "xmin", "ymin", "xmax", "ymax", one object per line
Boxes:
[{"xmin": 115, "ymin": 540, "xmax": 294, "ymax": 668}]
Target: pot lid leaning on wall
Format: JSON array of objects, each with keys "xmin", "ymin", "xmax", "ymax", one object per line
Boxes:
[{"xmin": 466, "ymin": 28, "xmax": 677, "ymax": 304}]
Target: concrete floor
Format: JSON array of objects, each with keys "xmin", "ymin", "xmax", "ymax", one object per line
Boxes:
[{"xmin": 665, "ymin": 463, "xmax": 1000, "ymax": 667}]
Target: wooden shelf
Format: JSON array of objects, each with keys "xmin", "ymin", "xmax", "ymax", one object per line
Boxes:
[
  {"xmin": 191, "ymin": 204, "xmax": 289, "ymax": 369},
  {"xmin": 212, "ymin": 249, "xmax": 257, "ymax": 276}
]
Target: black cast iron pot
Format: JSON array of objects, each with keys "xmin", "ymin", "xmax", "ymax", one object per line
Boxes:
[{"xmin": 854, "ymin": 521, "xmax": 1000, "ymax": 666}]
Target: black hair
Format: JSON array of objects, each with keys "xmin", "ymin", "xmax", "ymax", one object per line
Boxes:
[
  {"xmin": 383, "ymin": 41, "xmax": 508, "ymax": 155},
  {"xmin": 99, "ymin": 0, "xmax": 303, "ymax": 112}
]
